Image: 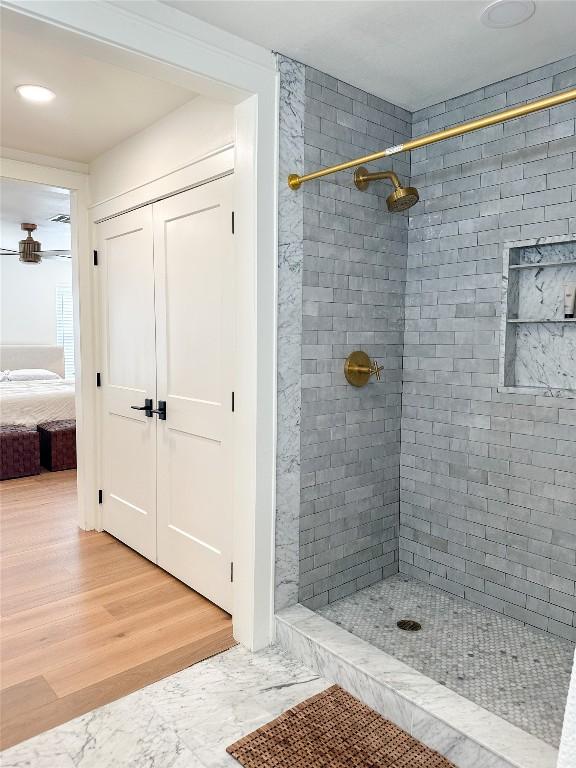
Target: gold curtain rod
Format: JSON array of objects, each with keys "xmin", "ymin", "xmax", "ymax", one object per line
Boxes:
[{"xmin": 288, "ymin": 87, "xmax": 576, "ymax": 190}]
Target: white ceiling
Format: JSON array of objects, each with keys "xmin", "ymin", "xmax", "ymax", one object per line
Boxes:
[
  {"xmin": 164, "ymin": 0, "xmax": 576, "ymax": 110},
  {"xmin": 1, "ymin": 9, "xmax": 198, "ymax": 163},
  {"xmin": 1, "ymin": 178, "xmax": 70, "ymax": 251}
]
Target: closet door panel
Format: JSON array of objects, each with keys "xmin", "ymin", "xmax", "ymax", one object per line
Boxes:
[
  {"xmin": 153, "ymin": 175, "xmax": 234, "ymax": 613},
  {"xmin": 97, "ymin": 207, "xmax": 157, "ymax": 562}
]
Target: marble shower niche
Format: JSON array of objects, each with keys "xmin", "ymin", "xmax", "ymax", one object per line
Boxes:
[{"xmin": 500, "ymin": 237, "xmax": 576, "ymax": 395}]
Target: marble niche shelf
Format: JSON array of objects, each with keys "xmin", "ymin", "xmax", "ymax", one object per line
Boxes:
[
  {"xmin": 499, "ymin": 237, "xmax": 576, "ymax": 397},
  {"xmin": 508, "ymin": 260, "xmax": 576, "ymax": 270},
  {"xmin": 507, "ymin": 318, "xmax": 576, "ymax": 323}
]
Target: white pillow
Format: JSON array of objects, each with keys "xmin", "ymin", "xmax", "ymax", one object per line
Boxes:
[{"xmin": 6, "ymin": 368, "xmax": 61, "ymax": 381}]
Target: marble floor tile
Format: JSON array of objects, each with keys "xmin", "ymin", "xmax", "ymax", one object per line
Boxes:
[{"xmin": 1, "ymin": 646, "xmax": 328, "ymax": 768}]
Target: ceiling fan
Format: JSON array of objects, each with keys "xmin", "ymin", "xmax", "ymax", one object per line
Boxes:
[{"xmin": 0, "ymin": 223, "xmax": 71, "ymax": 264}]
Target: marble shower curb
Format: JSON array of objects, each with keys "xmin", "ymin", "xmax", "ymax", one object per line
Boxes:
[{"xmin": 276, "ymin": 604, "xmax": 557, "ymax": 768}]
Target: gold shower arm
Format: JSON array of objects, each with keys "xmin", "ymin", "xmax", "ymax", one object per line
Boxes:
[
  {"xmin": 288, "ymin": 87, "xmax": 576, "ymax": 190},
  {"xmin": 353, "ymin": 168, "xmax": 402, "ymax": 191}
]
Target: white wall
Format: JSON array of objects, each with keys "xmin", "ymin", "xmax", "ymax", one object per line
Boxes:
[
  {"xmin": 89, "ymin": 96, "xmax": 234, "ymax": 203},
  {"xmin": 0, "ymin": 254, "xmax": 72, "ymax": 345}
]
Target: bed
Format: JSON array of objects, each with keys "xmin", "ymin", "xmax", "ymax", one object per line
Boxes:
[{"xmin": 0, "ymin": 346, "xmax": 76, "ymax": 427}]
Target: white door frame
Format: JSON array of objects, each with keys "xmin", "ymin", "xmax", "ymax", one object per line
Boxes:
[
  {"xmin": 4, "ymin": 0, "xmax": 279, "ymax": 651},
  {"xmin": 0, "ymin": 157, "xmax": 97, "ymax": 532}
]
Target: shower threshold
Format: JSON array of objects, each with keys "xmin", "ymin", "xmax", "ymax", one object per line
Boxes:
[{"xmin": 276, "ymin": 575, "xmax": 573, "ymax": 768}]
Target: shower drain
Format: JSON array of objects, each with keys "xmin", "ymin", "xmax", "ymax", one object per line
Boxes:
[{"xmin": 397, "ymin": 619, "xmax": 422, "ymax": 632}]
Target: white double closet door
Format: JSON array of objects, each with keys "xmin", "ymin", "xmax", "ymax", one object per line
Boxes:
[{"xmin": 97, "ymin": 175, "xmax": 234, "ymax": 613}]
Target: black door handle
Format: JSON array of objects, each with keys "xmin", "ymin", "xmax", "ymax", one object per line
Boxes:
[
  {"xmin": 131, "ymin": 398, "xmax": 153, "ymax": 417},
  {"xmin": 151, "ymin": 400, "xmax": 167, "ymax": 420}
]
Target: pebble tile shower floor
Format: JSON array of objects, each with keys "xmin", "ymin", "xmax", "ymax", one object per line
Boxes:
[{"xmin": 317, "ymin": 574, "xmax": 574, "ymax": 746}]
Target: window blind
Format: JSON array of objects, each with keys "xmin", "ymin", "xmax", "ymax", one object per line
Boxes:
[{"xmin": 55, "ymin": 283, "xmax": 75, "ymax": 378}]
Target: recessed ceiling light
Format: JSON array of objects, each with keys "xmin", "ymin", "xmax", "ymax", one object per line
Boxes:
[
  {"xmin": 16, "ymin": 84, "xmax": 56, "ymax": 103},
  {"xmin": 481, "ymin": 0, "xmax": 535, "ymax": 28}
]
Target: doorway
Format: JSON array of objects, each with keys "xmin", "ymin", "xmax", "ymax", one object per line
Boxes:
[
  {"xmin": 0, "ymin": 0, "xmax": 276, "ymax": 747},
  {"xmin": 1, "ymin": 1, "xmax": 277, "ymax": 732}
]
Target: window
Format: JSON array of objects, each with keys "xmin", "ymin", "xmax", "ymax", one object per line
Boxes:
[{"xmin": 55, "ymin": 283, "xmax": 75, "ymax": 378}]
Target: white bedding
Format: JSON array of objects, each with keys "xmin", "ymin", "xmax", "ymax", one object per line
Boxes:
[{"xmin": 0, "ymin": 379, "xmax": 76, "ymax": 427}]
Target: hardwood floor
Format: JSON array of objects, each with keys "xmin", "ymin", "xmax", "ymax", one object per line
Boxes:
[{"xmin": 0, "ymin": 470, "xmax": 235, "ymax": 749}]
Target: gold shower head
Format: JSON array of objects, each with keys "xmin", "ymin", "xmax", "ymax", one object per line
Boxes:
[
  {"xmin": 386, "ymin": 185, "xmax": 420, "ymax": 212},
  {"xmin": 353, "ymin": 167, "xmax": 419, "ymax": 212}
]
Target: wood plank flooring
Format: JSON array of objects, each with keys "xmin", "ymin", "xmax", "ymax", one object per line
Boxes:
[{"xmin": 0, "ymin": 470, "xmax": 235, "ymax": 749}]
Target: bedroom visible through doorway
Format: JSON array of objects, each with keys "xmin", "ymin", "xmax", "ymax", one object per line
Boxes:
[{"xmin": 0, "ymin": 178, "xmax": 77, "ymax": 477}]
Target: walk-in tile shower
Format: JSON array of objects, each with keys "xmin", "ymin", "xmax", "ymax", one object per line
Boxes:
[{"xmin": 276, "ymin": 52, "xmax": 576, "ymax": 755}]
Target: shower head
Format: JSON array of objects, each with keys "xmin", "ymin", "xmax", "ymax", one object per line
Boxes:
[
  {"xmin": 353, "ymin": 167, "xmax": 419, "ymax": 212},
  {"xmin": 386, "ymin": 185, "xmax": 420, "ymax": 212}
]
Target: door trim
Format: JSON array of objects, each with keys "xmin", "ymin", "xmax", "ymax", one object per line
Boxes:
[{"xmin": 91, "ymin": 146, "xmax": 234, "ymax": 223}]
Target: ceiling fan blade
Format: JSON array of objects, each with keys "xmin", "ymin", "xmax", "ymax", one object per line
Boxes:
[
  {"xmin": 1, "ymin": 248, "xmax": 20, "ymax": 255},
  {"xmin": 40, "ymin": 251, "xmax": 72, "ymax": 259}
]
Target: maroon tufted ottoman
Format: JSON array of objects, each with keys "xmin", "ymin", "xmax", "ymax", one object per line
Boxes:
[
  {"xmin": 37, "ymin": 420, "xmax": 77, "ymax": 471},
  {"xmin": 0, "ymin": 425, "xmax": 41, "ymax": 480}
]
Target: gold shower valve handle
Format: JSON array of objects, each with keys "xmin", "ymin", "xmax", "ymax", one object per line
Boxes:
[
  {"xmin": 344, "ymin": 351, "xmax": 383, "ymax": 387},
  {"xmin": 371, "ymin": 360, "xmax": 383, "ymax": 381}
]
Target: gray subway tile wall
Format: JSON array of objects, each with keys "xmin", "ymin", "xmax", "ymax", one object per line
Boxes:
[
  {"xmin": 401, "ymin": 55, "xmax": 576, "ymax": 641},
  {"xmin": 294, "ymin": 55, "xmax": 576, "ymax": 639},
  {"xmin": 298, "ymin": 67, "xmax": 411, "ymax": 609}
]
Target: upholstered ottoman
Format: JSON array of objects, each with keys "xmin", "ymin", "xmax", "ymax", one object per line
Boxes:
[
  {"xmin": 0, "ymin": 425, "xmax": 41, "ymax": 480},
  {"xmin": 37, "ymin": 420, "xmax": 77, "ymax": 471}
]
